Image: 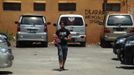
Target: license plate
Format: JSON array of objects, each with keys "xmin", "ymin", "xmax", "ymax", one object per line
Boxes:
[
  {"xmin": 114, "ymin": 28, "xmax": 126, "ymax": 31},
  {"xmin": 28, "ymin": 29, "xmax": 37, "ymax": 33}
]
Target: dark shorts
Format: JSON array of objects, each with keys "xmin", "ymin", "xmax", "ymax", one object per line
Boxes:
[{"xmin": 57, "ymin": 44, "xmax": 68, "ymax": 60}]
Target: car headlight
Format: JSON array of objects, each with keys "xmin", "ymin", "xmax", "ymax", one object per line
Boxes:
[
  {"xmin": 0, "ymin": 40, "xmax": 4, "ymax": 43},
  {"xmin": 125, "ymin": 40, "xmax": 134, "ymax": 46},
  {"xmin": 116, "ymin": 38, "xmax": 126, "ymax": 44},
  {"xmin": 0, "ymin": 48, "xmax": 8, "ymax": 53}
]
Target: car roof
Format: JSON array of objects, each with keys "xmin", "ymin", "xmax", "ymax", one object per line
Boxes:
[
  {"xmin": 108, "ymin": 13, "xmax": 132, "ymax": 16},
  {"xmin": 126, "ymin": 34, "xmax": 134, "ymax": 40},
  {"xmin": 21, "ymin": 14, "xmax": 44, "ymax": 17},
  {"xmin": 117, "ymin": 33, "xmax": 134, "ymax": 39},
  {"xmin": 60, "ymin": 14, "xmax": 83, "ymax": 17}
]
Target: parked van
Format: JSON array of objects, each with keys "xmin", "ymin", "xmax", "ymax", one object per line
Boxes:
[
  {"xmin": 54, "ymin": 14, "xmax": 86, "ymax": 46},
  {"xmin": 15, "ymin": 14, "xmax": 50, "ymax": 47},
  {"xmin": 100, "ymin": 13, "xmax": 134, "ymax": 47}
]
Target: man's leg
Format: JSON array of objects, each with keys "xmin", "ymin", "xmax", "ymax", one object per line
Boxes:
[
  {"xmin": 62, "ymin": 45, "xmax": 68, "ymax": 70},
  {"xmin": 59, "ymin": 59, "xmax": 63, "ymax": 69},
  {"xmin": 57, "ymin": 45, "xmax": 64, "ymax": 70}
]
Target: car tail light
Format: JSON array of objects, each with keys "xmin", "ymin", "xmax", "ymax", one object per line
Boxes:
[
  {"xmin": 44, "ymin": 26, "xmax": 47, "ymax": 32},
  {"xmin": 129, "ymin": 28, "xmax": 134, "ymax": 32},
  {"xmin": 81, "ymin": 35, "xmax": 86, "ymax": 38},
  {"xmin": 104, "ymin": 28, "xmax": 111, "ymax": 33},
  {"xmin": 17, "ymin": 26, "xmax": 20, "ymax": 31}
]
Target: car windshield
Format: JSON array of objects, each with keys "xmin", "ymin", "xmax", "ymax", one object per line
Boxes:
[
  {"xmin": 0, "ymin": 40, "xmax": 7, "ymax": 48},
  {"xmin": 21, "ymin": 16, "xmax": 44, "ymax": 25},
  {"xmin": 107, "ymin": 15, "xmax": 133, "ymax": 26},
  {"xmin": 60, "ymin": 17, "xmax": 83, "ymax": 26}
]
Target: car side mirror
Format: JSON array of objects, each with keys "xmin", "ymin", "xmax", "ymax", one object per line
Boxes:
[
  {"xmin": 47, "ymin": 22, "xmax": 51, "ymax": 25},
  {"xmin": 85, "ymin": 24, "xmax": 87, "ymax": 27},
  {"xmin": 15, "ymin": 21, "xmax": 19, "ymax": 24},
  {"xmin": 53, "ymin": 23, "xmax": 57, "ymax": 26}
]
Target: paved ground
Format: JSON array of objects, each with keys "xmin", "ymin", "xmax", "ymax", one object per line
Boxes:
[{"xmin": 0, "ymin": 44, "xmax": 134, "ymax": 75}]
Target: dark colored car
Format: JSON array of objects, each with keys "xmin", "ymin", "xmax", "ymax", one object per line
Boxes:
[
  {"xmin": 113, "ymin": 33, "xmax": 134, "ymax": 54},
  {"xmin": 120, "ymin": 35, "xmax": 134, "ymax": 65},
  {"xmin": 113, "ymin": 33, "xmax": 134, "ymax": 65}
]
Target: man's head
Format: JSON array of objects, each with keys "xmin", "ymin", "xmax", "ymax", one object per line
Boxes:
[{"xmin": 60, "ymin": 21, "xmax": 65, "ymax": 29}]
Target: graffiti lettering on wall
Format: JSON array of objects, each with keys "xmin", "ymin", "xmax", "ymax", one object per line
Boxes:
[{"xmin": 85, "ymin": 9, "xmax": 104, "ymax": 25}]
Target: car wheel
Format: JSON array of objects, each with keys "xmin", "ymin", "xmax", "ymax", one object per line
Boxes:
[
  {"xmin": 118, "ymin": 51, "xmax": 133, "ymax": 65},
  {"xmin": 10, "ymin": 55, "xmax": 14, "ymax": 60},
  {"xmin": 8, "ymin": 61, "xmax": 13, "ymax": 67},
  {"xmin": 42, "ymin": 42, "xmax": 48, "ymax": 47},
  {"xmin": 124, "ymin": 56, "xmax": 133, "ymax": 65},
  {"xmin": 118, "ymin": 51, "xmax": 125, "ymax": 64},
  {"xmin": 132, "ymin": 57, "xmax": 134, "ymax": 65},
  {"xmin": 113, "ymin": 48, "xmax": 117, "ymax": 55},
  {"xmin": 100, "ymin": 38, "xmax": 111, "ymax": 48},
  {"xmin": 16, "ymin": 41, "xmax": 21, "ymax": 47},
  {"xmin": 113, "ymin": 45, "xmax": 117, "ymax": 54}
]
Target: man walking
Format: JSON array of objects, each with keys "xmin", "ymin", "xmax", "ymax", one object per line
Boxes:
[{"xmin": 55, "ymin": 21, "xmax": 71, "ymax": 71}]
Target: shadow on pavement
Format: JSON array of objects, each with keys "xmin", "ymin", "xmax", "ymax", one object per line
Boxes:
[
  {"xmin": 68, "ymin": 44, "xmax": 85, "ymax": 47},
  {"xmin": 16, "ymin": 44, "xmax": 48, "ymax": 48},
  {"xmin": 0, "ymin": 71, "xmax": 13, "ymax": 75},
  {"xmin": 52, "ymin": 68, "xmax": 69, "ymax": 72},
  {"xmin": 116, "ymin": 65, "xmax": 134, "ymax": 70},
  {"xmin": 111, "ymin": 58, "xmax": 119, "ymax": 61}
]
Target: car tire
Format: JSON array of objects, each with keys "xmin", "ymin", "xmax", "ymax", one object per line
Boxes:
[
  {"xmin": 100, "ymin": 38, "xmax": 111, "ymax": 48},
  {"xmin": 10, "ymin": 55, "xmax": 14, "ymax": 60},
  {"xmin": 132, "ymin": 58, "xmax": 134, "ymax": 65},
  {"xmin": 16, "ymin": 41, "xmax": 20, "ymax": 47},
  {"xmin": 118, "ymin": 51, "xmax": 133, "ymax": 65},
  {"xmin": 124, "ymin": 56, "xmax": 133, "ymax": 65},
  {"xmin": 113, "ymin": 45, "xmax": 117, "ymax": 54},
  {"xmin": 42, "ymin": 42, "xmax": 48, "ymax": 47},
  {"xmin": 7, "ymin": 61, "xmax": 13, "ymax": 67},
  {"xmin": 118, "ymin": 51, "xmax": 125, "ymax": 64}
]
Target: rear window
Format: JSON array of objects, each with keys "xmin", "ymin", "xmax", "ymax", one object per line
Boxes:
[
  {"xmin": 107, "ymin": 15, "xmax": 133, "ymax": 26},
  {"xmin": 21, "ymin": 16, "xmax": 44, "ymax": 25},
  {"xmin": 60, "ymin": 17, "xmax": 83, "ymax": 26}
]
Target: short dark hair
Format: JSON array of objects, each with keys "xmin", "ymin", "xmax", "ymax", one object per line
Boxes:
[{"xmin": 60, "ymin": 21, "xmax": 65, "ymax": 25}]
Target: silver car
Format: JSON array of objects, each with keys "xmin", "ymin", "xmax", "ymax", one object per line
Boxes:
[
  {"xmin": 0, "ymin": 37, "xmax": 14, "ymax": 68},
  {"xmin": 0, "ymin": 32, "xmax": 11, "ymax": 46},
  {"xmin": 15, "ymin": 14, "xmax": 49, "ymax": 47}
]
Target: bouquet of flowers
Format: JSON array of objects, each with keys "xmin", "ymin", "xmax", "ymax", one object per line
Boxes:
[{"xmin": 52, "ymin": 34, "xmax": 61, "ymax": 45}]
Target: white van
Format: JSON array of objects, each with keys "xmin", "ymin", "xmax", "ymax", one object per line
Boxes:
[
  {"xmin": 54, "ymin": 14, "xmax": 86, "ymax": 46},
  {"xmin": 100, "ymin": 13, "xmax": 134, "ymax": 47}
]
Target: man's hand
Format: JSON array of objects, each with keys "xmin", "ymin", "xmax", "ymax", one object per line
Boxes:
[
  {"xmin": 64, "ymin": 34, "xmax": 71, "ymax": 40},
  {"xmin": 64, "ymin": 37, "xmax": 69, "ymax": 40}
]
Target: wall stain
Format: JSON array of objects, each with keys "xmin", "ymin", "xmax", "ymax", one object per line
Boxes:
[{"xmin": 85, "ymin": 9, "xmax": 104, "ymax": 25}]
